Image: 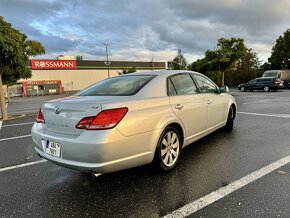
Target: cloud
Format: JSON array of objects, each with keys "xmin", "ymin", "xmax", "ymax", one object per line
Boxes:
[{"xmin": 1, "ymin": 0, "xmax": 289, "ymax": 63}]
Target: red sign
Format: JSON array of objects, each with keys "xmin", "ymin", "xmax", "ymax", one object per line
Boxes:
[{"xmin": 31, "ymin": 60, "xmax": 77, "ymax": 69}]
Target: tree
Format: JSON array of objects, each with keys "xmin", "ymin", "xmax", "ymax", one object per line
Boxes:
[
  {"xmin": 260, "ymin": 62, "xmax": 272, "ymax": 71},
  {"xmin": 0, "ymin": 16, "xmax": 45, "ymax": 119},
  {"xmin": 122, "ymin": 67, "xmax": 136, "ymax": 74},
  {"xmin": 268, "ymin": 29, "xmax": 290, "ymax": 69},
  {"xmin": 192, "ymin": 37, "xmax": 246, "ymax": 86},
  {"xmin": 231, "ymin": 48, "xmax": 261, "ymax": 85},
  {"xmin": 170, "ymin": 49, "xmax": 187, "ymax": 70}
]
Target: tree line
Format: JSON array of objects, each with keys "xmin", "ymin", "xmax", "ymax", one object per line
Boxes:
[{"xmin": 171, "ymin": 29, "xmax": 290, "ymax": 87}]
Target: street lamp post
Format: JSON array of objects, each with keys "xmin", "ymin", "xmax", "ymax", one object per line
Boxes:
[{"xmin": 104, "ymin": 43, "xmax": 111, "ymax": 78}]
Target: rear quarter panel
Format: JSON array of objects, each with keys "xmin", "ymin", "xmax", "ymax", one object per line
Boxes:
[{"xmin": 106, "ymin": 97, "xmax": 178, "ymax": 137}]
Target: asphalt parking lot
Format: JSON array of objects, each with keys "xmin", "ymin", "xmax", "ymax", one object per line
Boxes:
[{"xmin": 1, "ymin": 90, "xmax": 290, "ymax": 217}]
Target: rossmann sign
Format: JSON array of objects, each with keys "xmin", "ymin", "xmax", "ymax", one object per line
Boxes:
[{"xmin": 31, "ymin": 60, "xmax": 77, "ymax": 69}]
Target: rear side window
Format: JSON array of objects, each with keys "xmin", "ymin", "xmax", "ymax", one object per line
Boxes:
[
  {"xmin": 168, "ymin": 79, "xmax": 177, "ymax": 96},
  {"xmin": 76, "ymin": 75, "xmax": 155, "ymax": 96},
  {"xmin": 169, "ymin": 74, "xmax": 197, "ymax": 95}
]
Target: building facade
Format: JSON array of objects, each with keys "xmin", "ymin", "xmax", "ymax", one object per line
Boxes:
[{"xmin": 4, "ymin": 59, "xmax": 166, "ymax": 97}]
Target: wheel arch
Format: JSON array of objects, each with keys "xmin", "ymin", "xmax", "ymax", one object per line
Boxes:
[{"xmin": 166, "ymin": 122, "xmax": 185, "ymax": 148}]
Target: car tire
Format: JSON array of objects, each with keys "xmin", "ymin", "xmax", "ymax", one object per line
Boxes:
[
  {"xmin": 223, "ymin": 106, "xmax": 234, "ymax": 132},
  {"xmin": 240, "ymin": 87, "xmax": 245, "ymax": 92},
  {"xmin": 264, "ymin": 86, "xmax": 270, "ymax": 92},
  {"xmin": 154, "ymin": 126, "xmax": 181, "ymax": 171}
]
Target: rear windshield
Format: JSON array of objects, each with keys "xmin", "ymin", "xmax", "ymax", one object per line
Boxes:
[
  {"xmin": 263, "ymin": 72, "xmax": 277, "ymax": 77},
  {"xmin": 76, "ymin": 75, "xmax": 155, "ymax": 96}
]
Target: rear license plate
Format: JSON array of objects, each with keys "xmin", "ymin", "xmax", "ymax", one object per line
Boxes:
[{"xmin": 45, "ymin": 140, "xmax": 61, "ymax": 158}]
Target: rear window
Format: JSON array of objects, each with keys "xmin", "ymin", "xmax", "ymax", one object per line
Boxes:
[
  {"xmin": 76, "ymin": 75, "xmax": 155, "ymax": 96},
  {"xmin": 263, "ymin": 72, "xmax": 277, "ymax": 77}
]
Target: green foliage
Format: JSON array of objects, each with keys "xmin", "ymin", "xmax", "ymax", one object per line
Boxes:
[
  {"xmin": 268, "ymin": 29, "xmax": 290, "ymax": 69},
  {"xmin": 260, "ymin": 62, "xmax": 272, "ymax": 71},
  {"xmin": 170, "ymin": 49, "xmax": 187, "ymax": 70},
  {"xmin": 122, "ymin": 67, "xmax": 136, "ymax": 74},
  {"xmin": 0, "ymin": 16, "xmax": 45, "ymax": 85},
  {"xmin": 193, "ymin": 38, "xmax": 246, "ymax": 73},
  {"xmin": 191, "ymin": 37, "xmax": 261, "ymax": 86}
]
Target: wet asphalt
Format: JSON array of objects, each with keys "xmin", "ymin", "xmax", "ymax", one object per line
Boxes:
[{"xmin": 1, "ymin": 90, "xmax": 290, "ymax": 217}]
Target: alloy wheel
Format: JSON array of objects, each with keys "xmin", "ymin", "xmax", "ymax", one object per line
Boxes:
[{"xmin": 160, "ymin": 131, "xmax": 180, "ymax": 167}]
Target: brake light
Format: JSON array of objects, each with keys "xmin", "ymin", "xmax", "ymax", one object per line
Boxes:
[
  {"xmin": 36, "ymin": 108, "xmax": 45, "ymax": 123},
  {"xmin": 76, "ymin": 107, "xmax": 128, "ymax": 130}
]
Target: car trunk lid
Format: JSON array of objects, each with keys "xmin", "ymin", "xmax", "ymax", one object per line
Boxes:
[{"xmin": 42, "ymin": 96, "xmax": 107, "ymax": 135}]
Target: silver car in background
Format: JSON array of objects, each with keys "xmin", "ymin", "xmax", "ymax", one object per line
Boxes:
[{"xmin": 31, "ymin": 70, "xmax": 237, "ymax": 174}]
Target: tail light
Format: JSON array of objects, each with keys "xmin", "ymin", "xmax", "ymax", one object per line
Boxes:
[
  {"xmin": 36, "ymin": 108, "xmax": 45, "ymax": 123},
  {"xmin": 76, "ymin": 107, "xmax": 128, "ymax": 130}
]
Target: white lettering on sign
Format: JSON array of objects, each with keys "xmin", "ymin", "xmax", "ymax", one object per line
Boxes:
[{"xmin": 31, "ymin": 60, "xmax": 76, "ymax": 69}]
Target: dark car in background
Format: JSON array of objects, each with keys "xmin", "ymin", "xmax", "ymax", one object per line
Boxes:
[{"xmin": 238, "ymin": 77, "xmax": 284, "ymax": 92}]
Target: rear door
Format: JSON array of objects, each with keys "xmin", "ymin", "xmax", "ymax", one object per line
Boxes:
[{"xmin": 168, "ymin": 73, "xmax": 208, "ymax": 139}]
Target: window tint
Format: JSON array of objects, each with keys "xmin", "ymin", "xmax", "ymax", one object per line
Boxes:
[
  {"xmin": 248, "ymin": 79, "xmax": 256, "ymax": 84},
  {"xmin": 193, "ymin": 74, "xmax": 217, "ymax": 93},
  {"xmin": 170, "ymin": 74, "xmax": 197, "ymax": 95},
  {"xmin": 167, "ymin": 79, "xmax": 177, "ymax": 96},
  {"xmin": 76, "ymin": 75, "xmax": 155, "ymax": 96}
]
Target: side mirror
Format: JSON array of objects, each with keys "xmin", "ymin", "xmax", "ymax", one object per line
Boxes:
[{"xmin": 219, "ymin": 86, "xmax": 229, "ymax": 93}]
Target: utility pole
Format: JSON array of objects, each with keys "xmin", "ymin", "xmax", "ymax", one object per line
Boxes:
[{"xmin": 104, "ymin": 43, "xmax": 111, "ymax": 78}]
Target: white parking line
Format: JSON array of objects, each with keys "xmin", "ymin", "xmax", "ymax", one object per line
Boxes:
[
  {"xmin": 243, "ymin": 100, "xmax": 268, "ymax": 105},
  {"xmin": 0, "ymin": 160, "xmax": 47, "ymax": 173},
  {"xmin": 163, "ymin": 155, "xmax": 290, "ymax": 218},
  {"xmin": 2, "ymin": 122, "xmax": 35, "ymax": 128},
  {"xmin": 238, "ymin": 112, "xmax": 290, "ymax": 118},
  {"xmin": 0, "ymin": 134, "xmax": 32, "ymax": 142}
]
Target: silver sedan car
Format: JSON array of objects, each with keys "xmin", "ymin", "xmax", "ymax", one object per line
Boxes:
[{"xmin": 31, "ymin": 70, "xmax": 237, "ymax": 174}]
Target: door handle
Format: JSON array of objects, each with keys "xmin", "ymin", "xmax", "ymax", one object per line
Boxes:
[
  {"xmin": 206, "ymin": 100, "xmax": 212, "ymax": 105},
  {"xmin": 175, "ymin": 104, "xmax": 184, "ymax": 110}
]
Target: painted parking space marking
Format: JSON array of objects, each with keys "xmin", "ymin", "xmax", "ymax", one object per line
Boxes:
[
  {"xmin": 238, "ymin": 112, "xmax": 290, "ymax": 118},
  {"xmin": 163, "ymin": 155, "xmax": 290, "ymax": 218},
  {"xmin": 0, "ymin": 134, "xmax": 32, "ymax": 142},
  {"xmin": 2, "ymin": 122, "xmax": 35, "ymax": 128},
  {"xmin": 0, "ymin": 159, "xmax": 47, "ymax": 173},
  {"xmin": 243, "ymin": 99, "xmax": 268, "ymax": 105}
]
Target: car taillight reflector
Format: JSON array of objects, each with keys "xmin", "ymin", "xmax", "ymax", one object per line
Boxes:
[
  {"xmin": 76, "ymin": 107, "xmax": 128, "ymax": 130},
  {"xmin": 36, "ymin": 108, "xmax": 45, "ymax": 123}
]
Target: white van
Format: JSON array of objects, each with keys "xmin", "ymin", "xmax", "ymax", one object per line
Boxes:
[{"xmin": 262, "ymin": 70, "xmax": 290, "ymax": 88}]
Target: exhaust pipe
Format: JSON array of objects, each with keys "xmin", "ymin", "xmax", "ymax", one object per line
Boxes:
[{"xmin": 90, "ymin": 172, "xmax": 102, "ymax": 178}]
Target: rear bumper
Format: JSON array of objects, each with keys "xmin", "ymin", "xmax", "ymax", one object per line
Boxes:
[{"xmin": 31, "ymin": 123, "xmax": 160, "ymax": 173}]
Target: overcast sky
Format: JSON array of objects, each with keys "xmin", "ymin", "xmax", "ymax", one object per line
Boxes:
[{"xmin": 1, "ymin": 0, "xmax": 289, "ymax": 63}]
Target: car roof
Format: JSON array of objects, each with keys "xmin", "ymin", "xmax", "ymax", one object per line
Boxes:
[
  {"xmin": 119, "ymin": 70, "xmax": 204, "ymax": 79},
  {"xmin": 256, "ymin": 77, "xmax": 275, "ymax": 79}
]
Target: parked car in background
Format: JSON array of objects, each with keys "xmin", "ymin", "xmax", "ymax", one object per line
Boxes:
[
  {"xmin": 238, "ymin": 77, "xmax": 284, "ymax": 92},
  {"xmin": 262, "ymin": 70, "xmax": 290, "ymax": 88},
  {"xmin": 31, "ymin": 70, "xmax": 237, "ymax": 174}
]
